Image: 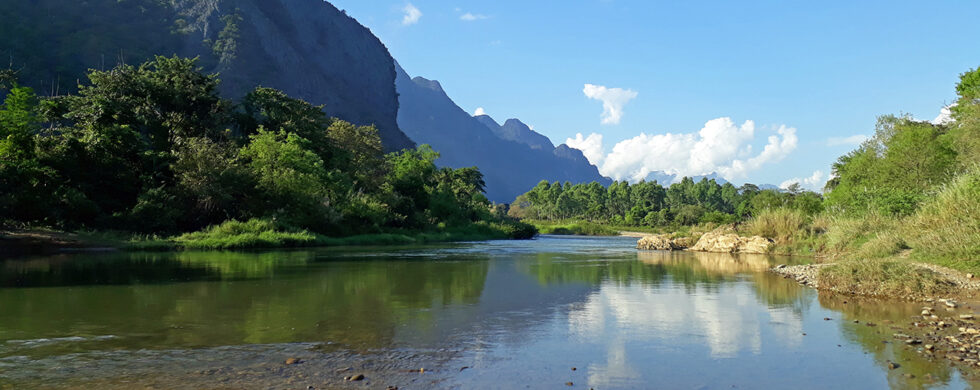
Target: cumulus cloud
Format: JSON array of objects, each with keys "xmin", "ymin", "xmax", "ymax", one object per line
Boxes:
[
  {"xmin": 826, "ymin": 135, "xmax": 868, "ymax": 146},
  {"xmin": 565, "ymin": 133, "xmax": 605, "ymax": 165},
  {"xmin": 473, "ymin": 107, "xmax": 487, "ymax": 116},
  {"xmin": 566, "ymin": 117, "xmax": 798, "ymax": 183},
  {"xmin": 933, "ymin": 105, "xmax": 955, "ymax": 125},
  {"xmin": 460, "ymin": 12, "xmax": 489, "ymax": 21},
  {"xmin": 780, "ymin": 170, "xmax": 826, "ymax": 192},
  {"xmin": 401, "ymin": 4, "xmax": 422, "ymax": 25},
  {"xmin": 583, "ymin": 84, "xmax": 638, "ymax": 125}
]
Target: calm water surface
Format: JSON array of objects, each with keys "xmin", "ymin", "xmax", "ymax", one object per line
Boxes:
[{"xmin": 0, "ymin": 235, "xmax": 976, "ymax": 389}]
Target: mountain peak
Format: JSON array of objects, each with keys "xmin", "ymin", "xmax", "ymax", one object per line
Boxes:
[
  {"xmin": 503, "ymin": 118, "xmax": 528, "ymax": 128},
  {"xmin": 474, "ymin": 114, "xmax": 501, "ymax": 131},
  {"xmin": 411, "ymin": 76, "xmax": 444, "ymax": 93}
]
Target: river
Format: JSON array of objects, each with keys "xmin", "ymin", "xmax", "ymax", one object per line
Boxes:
[{"xmin": 0, "ymin": 235, "xmax": 975, "ymax": 389}]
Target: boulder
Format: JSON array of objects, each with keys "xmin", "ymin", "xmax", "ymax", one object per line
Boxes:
[
  {"xmin": 689, "ymin": 232, "xmax": 773, "ymax": 254},
  {"xmin": 636, "ymin": 235, "xmax": 680, "ymax": 251}
]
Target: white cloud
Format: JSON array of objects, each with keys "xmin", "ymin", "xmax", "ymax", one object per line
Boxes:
[
  {"xmin": 583, "ymin": 84, "xmax": 638, "ymax": 125},
  {"xmin": 460, "ymin": 12, "xmax": 489, "ymax": 21},
  {"xmin": 826, "ymin": 134, "xmax": 868, "ymax": 146},
  {"xmin": 566, "ymin": 133, "xmax": 606, "ymax": 165},
  {"xmin": 566, "ymin": 117, "xmax": 798, "ymax": 183},
  {"xmin": 933, "ymin": 105, "xmax": 955, "ymax": 125},
  {"xmin": 780, "ymin": 170, "xmax": 825, "ymax": 192},
  {"xmin": 401, "ymin": 4, "xmax": 422, "ymax": 26},
  {"xmin": 473, "ymin": 107, "xmax": 487, "ymax": 116}
]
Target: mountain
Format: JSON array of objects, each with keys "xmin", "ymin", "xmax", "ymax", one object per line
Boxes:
[
  {"xmin": 640, "ymin": 171, "xmax": 730, "ymax": 185},
  {"xmin": 477, "ymin": 117, "xmax": 555, "ymax": 150},
  {"xmin": 395, "ymin": 64, "xmax": 610, "ymax": 202},
  {"xmin": 0, "ymin": 0, "xmax": 414, "ymax": 151}
]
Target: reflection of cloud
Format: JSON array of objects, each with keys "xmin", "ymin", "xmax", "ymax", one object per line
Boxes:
[{"xmin": 569, "ymin": 255, "xmax": 805, "ymax": 369}]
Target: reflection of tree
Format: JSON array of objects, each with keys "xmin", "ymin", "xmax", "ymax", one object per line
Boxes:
[
  {"xmin": 749, "ymin": 273, "xmax": 807, "ymax": 308},
  {"xmin": 0, "ymin": 251, "xmax": 490, "ymax": 355},
  {"xmin": 520, "ymin": 252, "xmax": 669, "ymax": 286},
  {"xmin": 819, "ymin": 294, "xmax": 964, "ymax": 389},
  {"xmin": 0, "ymin": 252, "xmax": 219, "ymax": 287}
]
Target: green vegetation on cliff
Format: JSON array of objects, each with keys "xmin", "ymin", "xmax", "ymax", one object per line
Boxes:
[{"xmin": 0, "ymin": 56, "xmax": 534, "ymax": 249}]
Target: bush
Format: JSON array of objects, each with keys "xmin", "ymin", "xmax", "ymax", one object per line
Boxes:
[{"xmin": 173, "ymin": 219, "xmax": 319, "ymax": 249}]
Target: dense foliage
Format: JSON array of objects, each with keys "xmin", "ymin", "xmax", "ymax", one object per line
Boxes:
[
  {"xmin": 825, "ymin": 68, "xmax": 980, "ymax": 217},
  {"xmin": 0, "ymin": 56, "xmax": 531, "ymax": 239},
  {"xmin": 508, "ymin": 177, "xmax": 823, "ymax": 228}
]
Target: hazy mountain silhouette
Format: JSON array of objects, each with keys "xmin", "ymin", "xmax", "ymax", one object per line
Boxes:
[{"xmin": 395, "ymin": 64, "xmax": 611, "ymax": 202}]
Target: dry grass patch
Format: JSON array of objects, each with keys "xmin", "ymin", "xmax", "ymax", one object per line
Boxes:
[{"xmin": 818, "ymin": 258, "xmax": 957, "ymax": 298}]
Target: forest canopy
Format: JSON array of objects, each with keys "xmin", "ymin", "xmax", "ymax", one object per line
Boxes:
[{"xmin": 0, "ymin": 56, "xmax": 532, "ymax": 239}]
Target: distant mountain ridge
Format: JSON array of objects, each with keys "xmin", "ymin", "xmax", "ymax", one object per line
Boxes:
[
  {"xmin": 395, "ymin": 64, "xmax": 610, "ymax": 202},
  {"xmin": 641, "ymin": 171, "xmax": 730, "ymax": 185},
  {"xmin": 476, "ymin": 116, "xmax": 555, "ymax": 151}
]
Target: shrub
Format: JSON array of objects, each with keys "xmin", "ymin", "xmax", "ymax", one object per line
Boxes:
[{"xmin": 173, "ymin": 218, "xmax": 318, "ymax": 249}]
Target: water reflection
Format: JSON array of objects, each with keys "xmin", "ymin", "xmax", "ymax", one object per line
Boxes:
[
  {"xmin": 0, "ymin": 237, "xmax": 975, "ymax": 389},
  {"xmin": 820, "ymin": 294, "xmax": 967, "ymax": 389}
]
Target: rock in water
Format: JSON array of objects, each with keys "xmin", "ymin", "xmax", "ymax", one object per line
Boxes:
[
  {"xmin": 637, "ymin": 235, "xmax": 683, "ymax": 250},
  {"xmin": 689, "ymin": 230, "xmax": 773, "ymax": 254}
]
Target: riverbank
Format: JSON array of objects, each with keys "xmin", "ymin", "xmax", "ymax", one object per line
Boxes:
[{"xmin": 0, "ymin": 218, "xmax": 537, "ymax": 255}]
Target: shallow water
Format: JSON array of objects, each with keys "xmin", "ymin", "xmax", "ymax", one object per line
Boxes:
[{"xmin": 0, "ymin": 235, "xmax": 975, "ymax": 389}]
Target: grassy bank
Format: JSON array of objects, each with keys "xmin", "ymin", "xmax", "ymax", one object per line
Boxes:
[
  {"xmin": 738, "ymin": 169, "xmax": 980, "ymax": 297},
  {"xmin": 1, "ymin": 218, "xmax": 538, "ymax": 253}
]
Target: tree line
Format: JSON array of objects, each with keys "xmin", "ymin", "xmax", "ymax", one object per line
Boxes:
[
  {"xmin": 0, "ymin": 56, "xmax": 531, "ymax": 238},
  {"xmin": 508, "ymin": 177, "xmax": 823, "ymax": 227}
]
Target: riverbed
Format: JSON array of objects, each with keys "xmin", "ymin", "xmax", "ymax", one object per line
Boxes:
[{"xmin": 0, "ymin": 235, "xmax": 976, "ymax": 389}]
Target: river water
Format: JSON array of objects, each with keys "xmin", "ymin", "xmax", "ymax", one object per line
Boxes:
[{"xmin": 0, "ymin": 235, "xmax": 976, "ymax": 389}]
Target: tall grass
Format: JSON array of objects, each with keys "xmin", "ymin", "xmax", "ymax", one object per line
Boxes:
[
  {"xmin": 743, "ymin": 208, "xmax": 809, "ymax": 245},
  {"xmin": 903, "ymin": 168, "xmax": 980, "ymax": 269}
]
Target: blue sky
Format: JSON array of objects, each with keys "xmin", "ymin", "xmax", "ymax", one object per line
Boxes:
[{"xmin": 330, "ymin": 0, "xmax": 980, "ymax": 189}]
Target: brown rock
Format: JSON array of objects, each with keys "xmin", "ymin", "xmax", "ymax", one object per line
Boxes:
[
  {"xmin": 636, "ymin": 235, "xmax": 691, "ymax": 251},
  {"xmin": 285, "ymin": 358, "xmax": 301, "ymax": 365},
  {"xmin": 689, "ymin": 230, "xmax": 773, "ymax": 254}
]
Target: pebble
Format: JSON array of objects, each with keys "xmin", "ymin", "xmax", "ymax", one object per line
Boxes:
[
  {"xmin": 285, "ymin": 358, "xmax": 301, "ymax": 365},
  {"xmin": 888, "ymin": 362, "xmax": 900, "ymax": 370},
  {"xmin": 961, "ymin": 314, "xmax": 975, "ymax": 320},
  {"xmin": 946, "ymin": 301, "xmax": 958, "ymax": 308},
  {"xmin": 566, "ymin": 382, "xmax": 574, "ymax": 386},
  {"xmin": 346, "ymin": 374, "xmax": 365, "ymax": 382}
]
